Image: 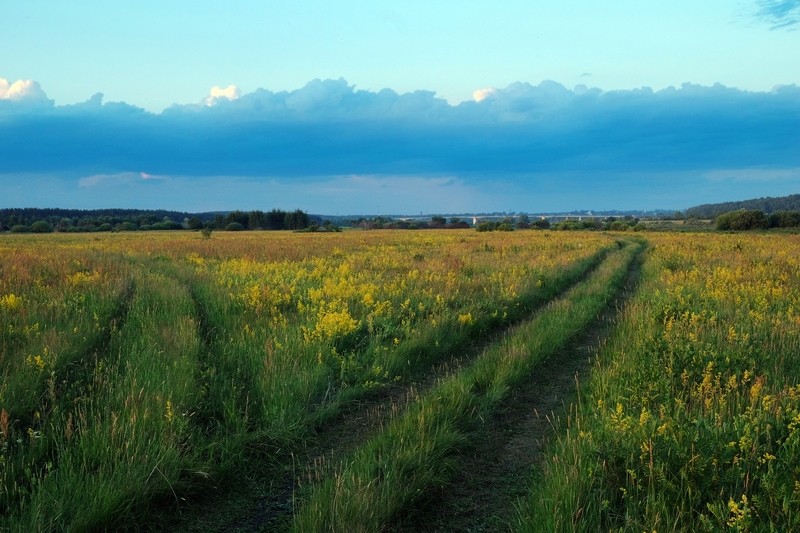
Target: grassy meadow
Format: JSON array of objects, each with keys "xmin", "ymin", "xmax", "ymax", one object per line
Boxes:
[{"xmin": 0, "ymin": 229, "xmax": 798, "ymax": 530}]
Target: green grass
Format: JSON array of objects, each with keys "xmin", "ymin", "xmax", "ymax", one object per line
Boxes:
[
  {"xmin": 517, "ymin": 233, "xmax": 800, "ymax": 531},
  {"xmin": 290, "ymin": 239, "xmax": 642, "ymax": 531},
  {"xmin": 0, "ymin": 232, "xmax": 618, "ymax": 530},
  {"xmin": 2, "ymin": 266, "xmax": 203, "ymax": 530}
]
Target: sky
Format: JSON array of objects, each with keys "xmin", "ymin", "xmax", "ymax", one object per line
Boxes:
[{"xmin": 2, "ymin": 1, "xmax": 799, "ymax": 214}]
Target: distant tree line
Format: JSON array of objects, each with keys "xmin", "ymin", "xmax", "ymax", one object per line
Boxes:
[
  {"xmin": 0, "ymin": 208, "xmax": 190, "ymax": 233},
  {"xmin": 0, "ymin": 208, "xmax": 316, "ymax": 233},
  {"xmin": 209, "ymin": 209, "xmax": 317, "ymax": 231},
  {"xmin": 476, "ymin": 214, "xmax": 552, "ymax": 232},
  {"xmin": 349, "ymin": 214, "xmax": 643, "ymax": 232},
  {"xmin": 686, "ymin": 194, "xmax": 800, "ymax": 219},
  {"xmin": 547, "ymin": 215, "xmax": 643, "ymax": 232},
  {"xmin": 350, "ymin": 216, "xmax": 471, "ymax": 230},
  {"xmin": 715, "ymin": 209, "xmax": 800, "ymax": 231}
]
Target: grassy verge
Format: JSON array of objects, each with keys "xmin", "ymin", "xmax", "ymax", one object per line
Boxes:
[{"xmin": 290, "ymin": 239, "xmax": 642, "ymax": 531}]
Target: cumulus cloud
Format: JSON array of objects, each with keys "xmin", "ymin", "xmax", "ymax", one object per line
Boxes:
[
  {"xmin": 4, "ymin": 79, "xmax": 800, "ymax": 176},
  {"xmin": 169, "ymin": 78, "xmax": 451, "ymax": 122},
  {"xmin": 2, "ymin": 78, "xmax": 799, "ymax": 212},
  {"xmin": 204, "ymin": 84, "xmax": 242, "ymax": 106},
  {"xmin": 754, "ymin": 0, "xmax": 800, "ymax": 29},
  {"xmin": 0, "ymin": 78, "xmax": 49, "ymax": 101},
  {"xmin": 0, "ymin": 77, "xmax": 53, "ymax": 112},
  {"xmin": 472, "ymin": 87, "xmax": 497, "ymax": 102}
]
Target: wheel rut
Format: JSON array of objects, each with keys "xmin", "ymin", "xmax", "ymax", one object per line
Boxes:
[
  {"xmin": 388, "ymin": 242, "xmax": 645, "ymax": 531},
  {"xmin": 170, "ymin": 246, "xmax": 628, "ymax": 532},
  {"xmin": 227, "ymin": 334, "xmax": 575, "ymax": 530}
]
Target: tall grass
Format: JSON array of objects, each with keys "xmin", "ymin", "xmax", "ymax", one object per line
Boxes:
[
  {"xmin": 2, "ymin": 263, "xmax": 206, "ymax": 530},
  {"xmin": 1, "ymin": 244, "xmax": 134, "ymax": 522},
  {"xmin": 167, "ymin": 230, "xmax": 618, "ymax": 486},
  {"xmin": 519, "ymin": 233, "xmax": 800, "ymax": 531}
]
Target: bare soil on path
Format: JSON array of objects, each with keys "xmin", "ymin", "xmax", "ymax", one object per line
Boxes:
[{"xmin": 386, "ymin": 329, "xmax": 602, "ymax": 532}]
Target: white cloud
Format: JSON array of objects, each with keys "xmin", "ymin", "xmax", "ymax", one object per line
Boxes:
[
  {"xmin": 0, "ymin": 78, "xmax": 49, "ymax": 101},
  {"xmin": 204, "ymin": 84, "xmax": 241, "ymax": 106},
  {"xmin": 79, "ymin": 172, "xmax": 166, "ymax": 188},
  {"xmin": 472, "ymin": 87, "xmax": 497, "ymax": 102}
]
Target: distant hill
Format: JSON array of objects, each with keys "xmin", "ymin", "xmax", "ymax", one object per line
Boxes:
[{"xmin": 685, "ymin": 194, "xmax": 800, "ymax": 219}]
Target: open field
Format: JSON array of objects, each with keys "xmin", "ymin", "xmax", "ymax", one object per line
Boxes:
[{"xmin": 1, "ymin": 230, "xmax": 798, "ymax": 530}]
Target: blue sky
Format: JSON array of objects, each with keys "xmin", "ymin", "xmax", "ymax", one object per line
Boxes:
[{"xmin": 2, "ymin": 1, "xmax": 799, "ymax": 214}]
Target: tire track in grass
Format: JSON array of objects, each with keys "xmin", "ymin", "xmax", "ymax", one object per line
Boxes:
[
  {"xmin": 170, "ymin": 244, "xmax": 621, "ymax": 532},
  {"xmin": 64, "ymin": 258, "xmax": 252, "ymax": 530},
  {"xmin": 0, "ymin": 276, "xmax": 136, "ymax": 525},
  {"xmin": 4, "ymin": 262, "xmax": 214, "ymax": 530},
  {"xmin": 50, "ymin": 276, "xmax": 136, "ymax": 405},
  {"xmin": 147, "ymin": 263, "xmax": 269, "ymax": 473},
  {"xmin": 290, "ymin": 239, "xmax": 644, "ymax": 532},
  {"xmin": 390, "ymin": 240, "xmax": 645, "ymax": 532},
  {"xmin": 3, "ymin": 273, "xmax": 137, "ymax": 430},
  {"xmin": 305, "ymin": 244, "xmax": 618, "ymax": 452},
  {"xmin": 159, "ymin": 263, "xmax": 303, "ymax": 532}
]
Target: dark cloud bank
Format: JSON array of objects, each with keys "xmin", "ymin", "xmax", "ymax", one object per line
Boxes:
[{"xmin": 2, "ymin": 79, "xmax": 799, "ymax": 212}]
